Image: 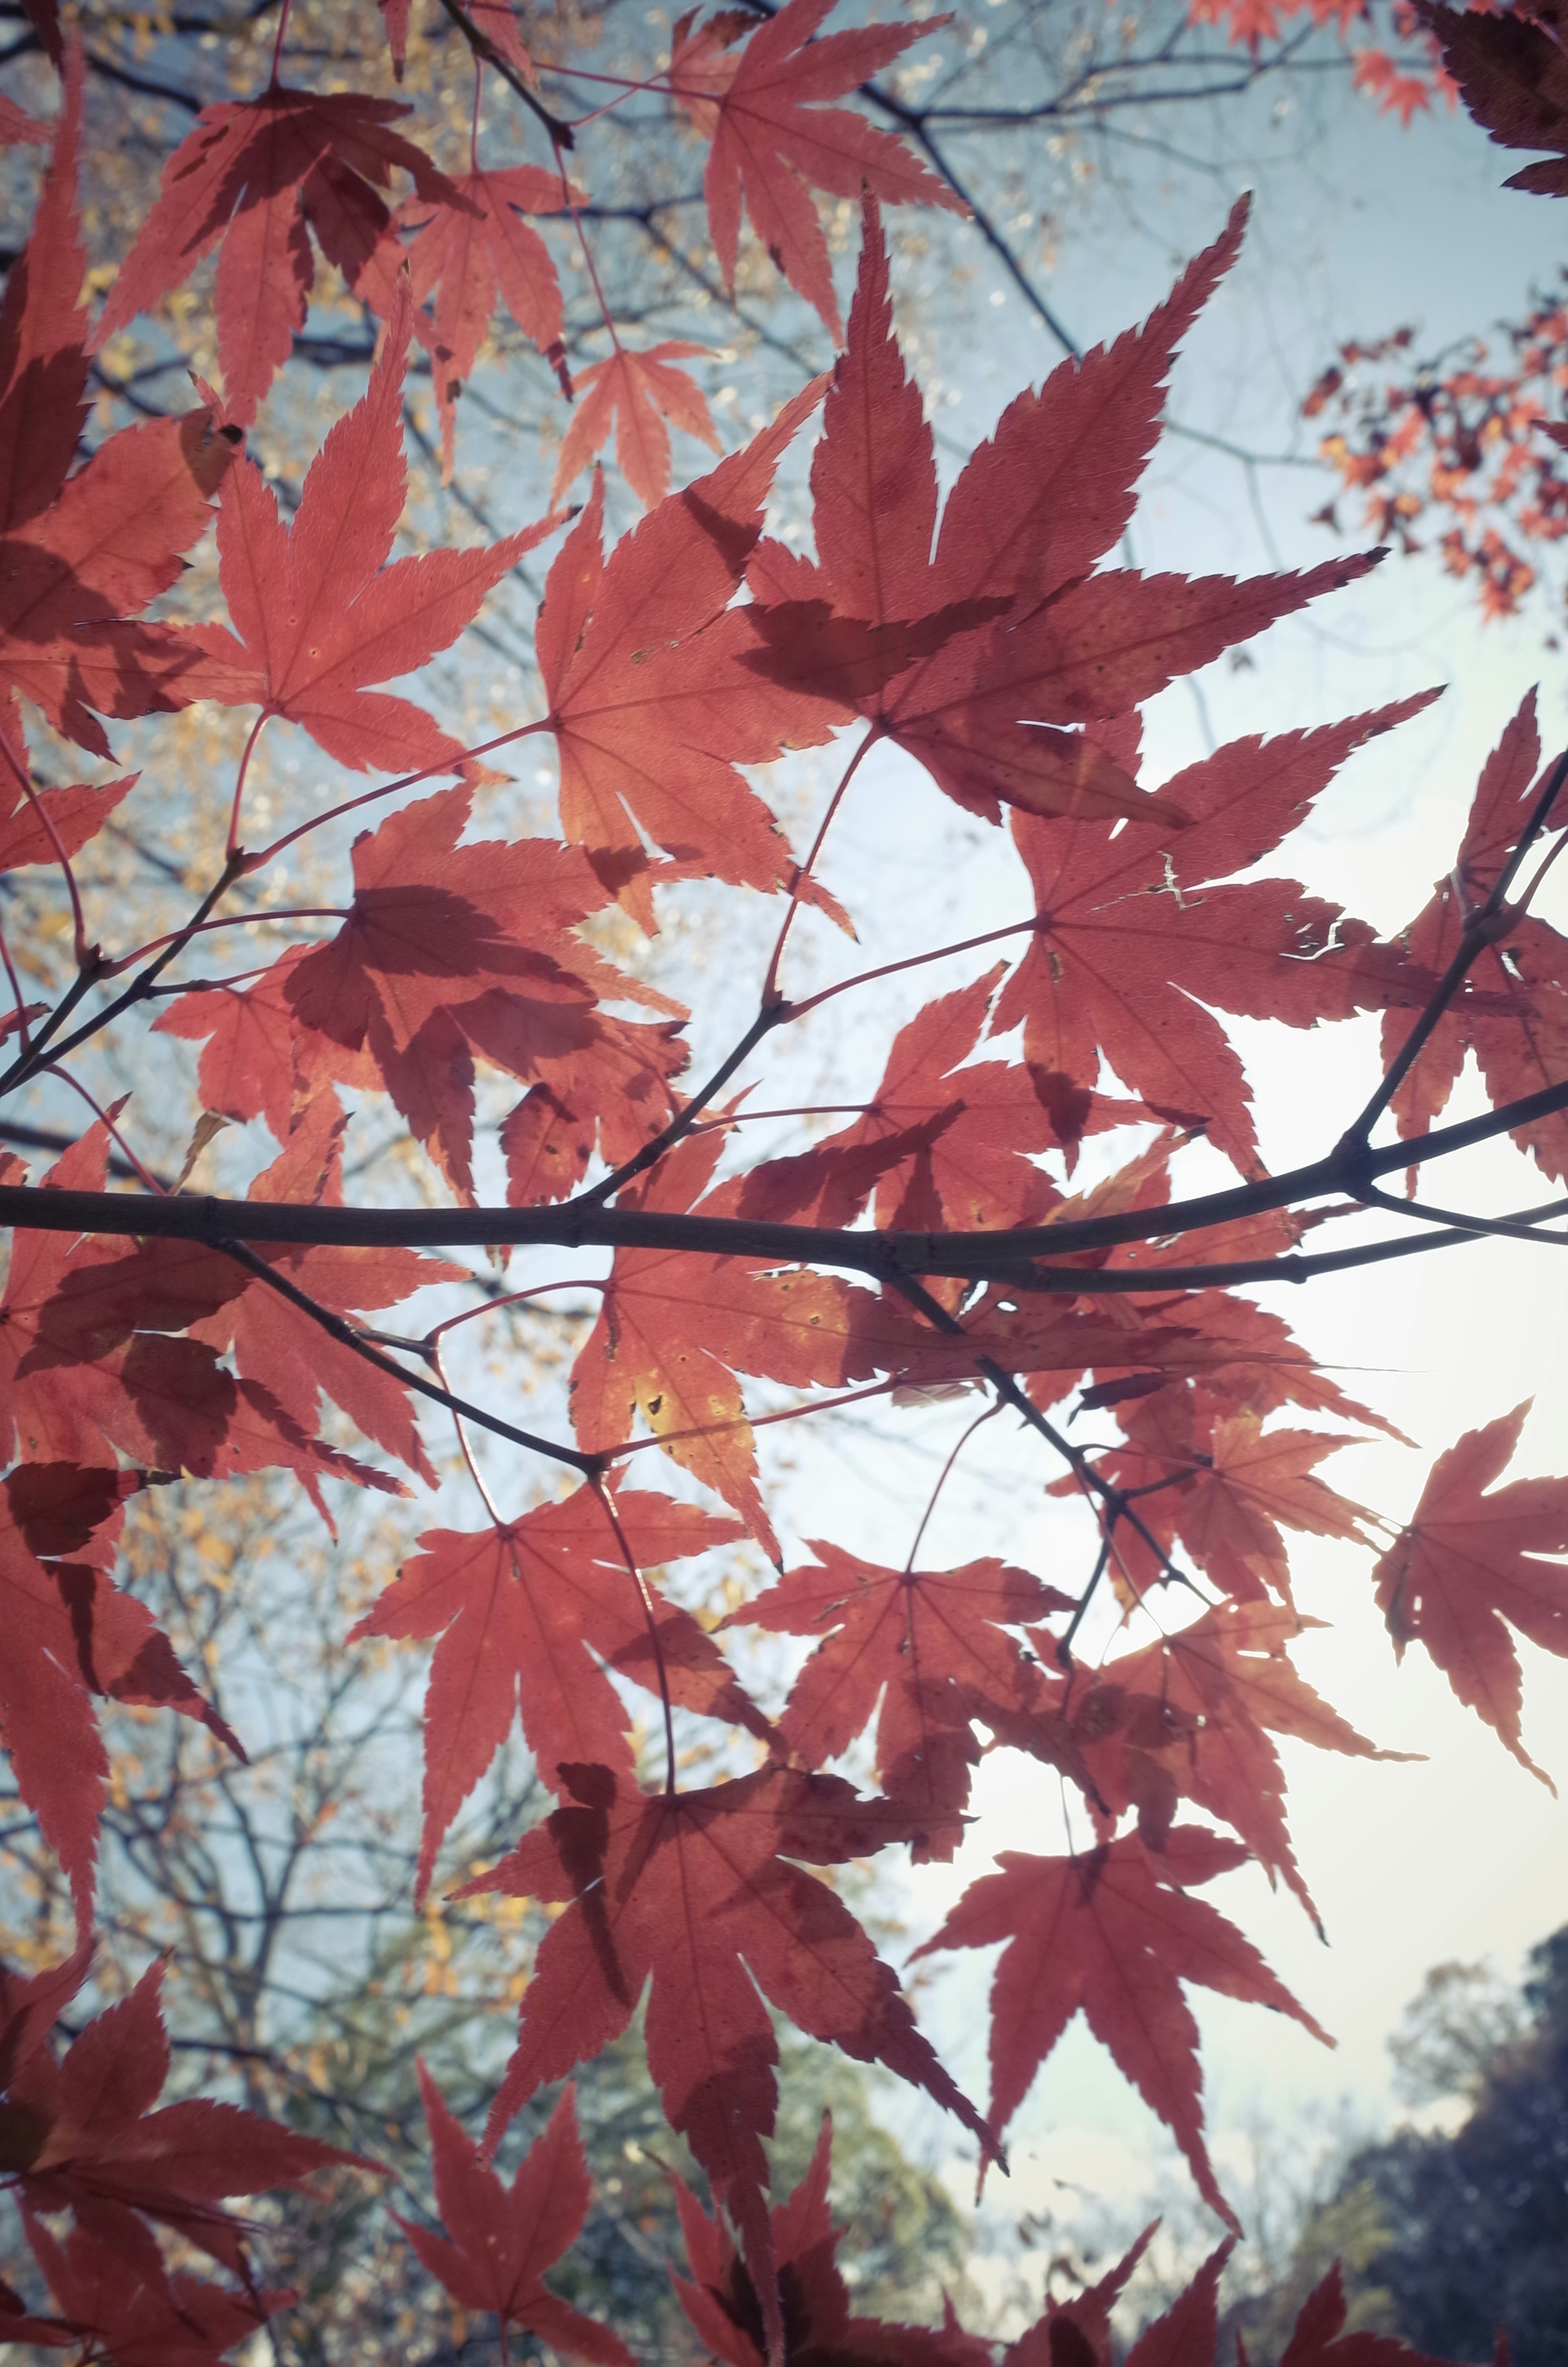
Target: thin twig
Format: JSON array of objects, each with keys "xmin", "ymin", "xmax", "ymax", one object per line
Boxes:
[{"xmin": 209, "ymin": 1242, "xmax": 595, "ymax": 1475}]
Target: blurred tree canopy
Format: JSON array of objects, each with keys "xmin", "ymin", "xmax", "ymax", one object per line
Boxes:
[{"xmin": 1228, "ymin": 1928, "xmax": 1568, "ymax": 2367}]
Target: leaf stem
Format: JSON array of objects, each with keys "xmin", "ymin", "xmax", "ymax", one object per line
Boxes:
[
  {"xmin": 688, "ymin": 1104, "xmax": 876, "ymax": 1128},
  {"xmin": 781, "ymin": 914, "xmax": 1038, "ymax": 1024},
  {"xmin": 99, "ymin": 910, "xmax": 352, "ymax": 978},
  {"xmin": 244, "ymin": 718, "xmax": 552, "ymax": 873},
  {"xmin": 761, "ymin": 724, "xmax": 878, "ymax": 1009},
  {"xmin": 564, "ymin": 166, "xmax": 621, "ymax": 353},
  {"xmin": 0, "ymin": 728, "xmax": 93, "ymax": 971},
  {"xmin": 431, "ymin": 1342, "xmax": 506, "ymax": 1524},
  {"xmin": 903, "ymin": 1404, "xmax": 1001, "ymax": 1572},
  {"xmin": 603, "ymin": 1377, "xmax": 900, "ymax": 1460},
  {"xmin": 590, "ymin": 1476, "xmax": 678, "ymax": 1796},
  {"xmin": 425, "ymin": 1278, "xmax": 606, "ymax": 1344},
  {"xmin": 50, "ymin": 1073, "xmax": 166, "ymax": 1196},
  {"xmin": 226, "ymin": 712, "xmax": 270, "ymax": 860},
  {"xmin": 582, "ymin": 766, "xmax": 994, "ymax": 1207}
]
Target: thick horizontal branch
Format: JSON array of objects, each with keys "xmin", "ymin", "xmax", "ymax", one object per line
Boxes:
[{"xmin": 4, "ymin": 1068, "xmax": 1568, "ymax": 1269}]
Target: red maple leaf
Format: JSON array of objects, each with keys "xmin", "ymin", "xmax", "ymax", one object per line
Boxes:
[
  {"xmin": 389, "ymin": 0, "xmax": 536, "ymax": 85},
  {"xmin": 181, "ymin": 1095, "xmax": 465, "ymax": 1482},
  {"xmin": 724, "ymin": 1542, "xmax": 1074, "ymax": 1860},
  {"xmin": 95, "ymin": 78, "xmax": 464, "ymax": 422},
  {"xmin": 1350, "ymin": 49, "xmax": 1434, "ymax": 127},
  {"xmin": 1272, "ymin": 2260, "xmax": 1464, "ymax": 2367},
  {"xmin": 0, "ymin": 768, "xmax": 136, "ymax": 875},
  {"xmin": 1371, "ymin": 1401, "xmax": 1568, "ymax": 1782},
  {"xmin": 739, "ymin": 967, "xmax": 1140, "ymax": 1234},
  {"xmin": 1004, "ymin": 2231, "xmax": 1235, "ymax": 2367},
  {"xmin": 0, "ymin": 58, "xmax": 93, "ymax": 542},
  {"xmin": 1382, "ymin": 694, "xmax": 1568, "ymax": 1182},
  {"xmin": 7, "ymin": 1124, "xmax": 410, "ymax": 1522},
  {"xmin": 670, "ymin": 2109, "xmax": 990, "ymax": 2367},
  {"xmin": 568, "ymin": 1131, "xmax": 880, "ymax": 1557},
  {"xmin": 280, "ymin": 783, "xmax": 686, "ymax": 1198},
  {"xmin": 0, "ymin": 1939, "xmax": 91, "ymax": 2093},
  {"xmin": 1117, "ymin": 2240, "xmax": 1233, "ymax": 2367},
  {"xmin": 1030, "ymin": 1188, "xmax": 1414, "ymax": 1439},
  {"xmin": 1002, "ymin": 2220, "xmax": 1168, "ymax": 2367},
  {"xmin": 392, "ymin": 163, "xmax": 575, "ymax": 479},
  {"xmin": 459, "ymin": 1761, "xmax": 998, "ymax": 2360},
  {"xmin": 1380, "ymin": 689, "xmax": 1540, "ymax": 1144},
  {"xmin": 1060, "ymin": 1387, "xmax": 1374, "ymax": 1606},
  {"xmin": 497, "ymin": 1005, "xmax": 692, "ymax": 1204},
  {"xmin": 1048, "ymin": 1600, "xmax": 1411, "ymax": 1930},
  {"xmin": 466, "ymin": 0, "xmax": 539, "ymax": 84},
  {"xmin": 748, "ymin": 203, "xmax": 1405, "ymax": 841},
  {"xmin": 396, "ymin": 2070, "xmax": 630, "ymax": 2363},
  {"xmin": 0, "ymin": 1455, "xmax": 241, "ymax": 1919},
  {"xmin": 668, "ymin": 0, "xmax": 965, "ymax": 338},
  {"xmin": 1, "ymin": 1961, "xmax": 372, "ymax": 2272},
  {"xmin": 552, "ymin": 341, "xmax": 722, "ymax": 510},
  {"xmin": 349, "ymin": 1481, "xmax": 766, "ymax": 1898},
  {"xmin": 564, "ymin": 1144, "xmax": 1188, "ymax": 1526},
  {"xmin": 0, "ymin": 67, "xmax": 236, "ymax": 758},
  {"xmin": 0, "ymin": 1126, "xmax": 247, "ymax": 1476},
  {"xmin": 0, "ymin": 2268, "xmax": 79, "ymax": 2352},
  {"xmin": 20, "ymin": 2206, "xmax": 289, "ymax": 2365},
  {"xmin": 1411, "ymin": 2, "xmax": 1568, "ymax": 197},
  {"xmin": 989, "ymin": 699, "xmax": 1437, "ymax": 1174},
  {"xmin": 151, "ymin": 283, "xmax": 559, "ymax": 784},
  {"xmin": 36, "ymin": 1100, "xmax": 452, "ymax": 1488},
  {"xmin": 536, "ymin": 380, "xmax": 853, "ymax": 928},
  {"xmin": 911, "ymin": 1826, "xmax": 1329, "ymax": 2227},
  {"xmin": 152, "ymin": 947, "xmax": 327, "ymax": 1149}
]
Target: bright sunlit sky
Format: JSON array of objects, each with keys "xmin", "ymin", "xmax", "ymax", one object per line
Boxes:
[{"xmin": 695, "ymin": 57, "xmax": 1568, "ymax": 2267}]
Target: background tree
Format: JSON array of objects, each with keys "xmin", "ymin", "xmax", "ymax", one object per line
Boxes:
[{"xmin": 1222, "ymin": 1925, "xmax": 1568, "ymax": 2367}]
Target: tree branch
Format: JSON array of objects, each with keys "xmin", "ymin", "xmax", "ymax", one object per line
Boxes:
[{"xmin": 13, "ymin": 1071, "xmax": 1568, "ymax": 1266}]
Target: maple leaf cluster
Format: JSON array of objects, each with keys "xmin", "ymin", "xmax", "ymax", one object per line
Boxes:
[
  {"xmin": 85, "ymin": 0, "xmax": 968, "ymax": 500},
  {"xmin": 1182, "ymin": 0, "xmax": 1443, "ymax": 123},
  {"xmin": 0, "ymin": 0, "xmax": 1565, "ymax": 2358},
  {"xmin": 1302, "ymin": 0, "xmax": 1568, "ymax": 626},
  {"xmin": 1304, "ymin": 301, "xmax": 1568, "ymax": 624}
]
